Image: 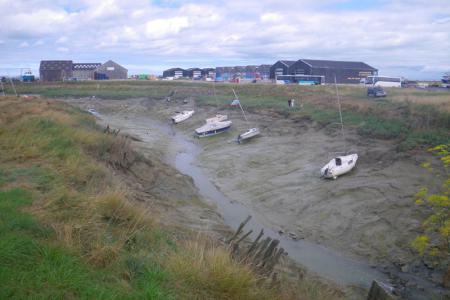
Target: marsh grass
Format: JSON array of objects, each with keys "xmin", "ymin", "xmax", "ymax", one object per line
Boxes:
[
  {"xmin": 0, "ymin": 96, "xmax": 297, "ymax": 299},
  {"xmin": 167, "ymin": 237, "xmax": 280, "ymax": 300},
  {"xmin": 10, "ymin": 81, "xmax": 449, "ymax": 149}
]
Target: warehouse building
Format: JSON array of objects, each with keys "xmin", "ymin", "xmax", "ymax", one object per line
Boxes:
[
  {"xmin": 269, "ymin": 60, "xmax": 296, "ymax": 80},
  {"xmin": 215, "ymin": 64, "xmax": 271, "ymax": 82},
  {"xmin": 202, "ymin": 68, "xmax": 215, "ymax": 79},
  {"xmin": 162, "ymin": 68, "xmax": 185, "ymax": 79},
  {"xmin": 94, "ymin": 60, "xmax": 128, "ymax": 80},
  {"xmin": 186, "ymin": 68, "xmax": 202, "ymax": 79},
  {"xmin": 39, "ymin": 60, "xmax": 73, "ymax": 81},
  {"xmin": 72, "ymin": 63, "xmax": 101, "ymax": 80},
  {"xmin": 40, "ymin": 60, "xmax": 127, "ymax": 81},
  {"xmin": 270, "ymin": 59, "xmax": 377, "ymax": 84}
]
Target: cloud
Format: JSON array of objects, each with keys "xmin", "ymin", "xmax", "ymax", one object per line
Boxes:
[
  {"xmin": 57, "ymin": 47, "xmax": 69, "ymax": 52},
  {"xmin": 56, "ymin": 36, "xmax": 68, "ymax": 44},
  {"xmin": 145, "ymin": 17, "xmax": 190, "ymax": 39},
  {"xmin": 0, "ymin": 0, "xmax": 449, "ymax": 79},
  {"xmin": 34, "ymin": 40, "xmax": 45, "ymax": 46},
  {"xmin": 19, "ymin": 41, "xmax": 29, "ymax": 48},
  {"xmin": 260, "ymin": 13, "xmax": 282, "ymax": 23}
]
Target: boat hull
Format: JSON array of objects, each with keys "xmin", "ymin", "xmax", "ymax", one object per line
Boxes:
[
  {"xmin": 320, "ymin": 154, "xmax": 358, "ymax": 179},
  {"xmin": 195, "ymin": 121, "xmax": 232, "ymax": 137},
  {"xmin": 237, "ymin": 128, "xmax": 260, "ymax": 143},
  {"xmin": 171, "ymin": 110, "xmax": 194, "ymax": 124},
  {"xmin": 206, "ymin": 114, "xmax": 227, "ymax": 123}
]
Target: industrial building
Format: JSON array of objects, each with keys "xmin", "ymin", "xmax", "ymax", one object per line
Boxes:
[
  {"xmin": 72, "ymin": 63, "xmax": 101, "ymax": 80},
  {"xmin": 269, "ymin": 60, "xmax": 296, "ymax": 80},
  {"xmin": 186, "ymin": 68, "xmax": 202, "ymax": 79},
  {"xmin": 215, "ymin": 64, "xmax": 271, "ymax": 82},
  {"xmin": 270, "ymin": 59, "xmax": 377, "ymax": 84},
  {"xmin": 94, "ymin": 60, "xmax": 128, "ymax": 80},
  {"xmin": 39, "ymin": 60, "xmax": 127, "ymax": 81},
  {"xmin": 202, "ymin": 68, "xmax": 215, "ymax": 78},
  {"xmin": 162, "ymin": 67, "xmax": 217, "ymax": 80},
  {"xmin": 162, "ymin": 68, "xmax": 185, "ymax": 79},
  {"xmin": 39, "ymin": 60, "xmax": 73, "ymax": 82}
]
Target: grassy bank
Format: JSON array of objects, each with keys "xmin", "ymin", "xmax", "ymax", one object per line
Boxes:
[
  {"xmin": 7, "ymin": 80, "xmax": 450, "ymax": 150},
  {"xmin": 0, "ymin": 96, "xmax": 343, "ymax": 299}
]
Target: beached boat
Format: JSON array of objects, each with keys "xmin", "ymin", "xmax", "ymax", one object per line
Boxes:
[
  {"xmin": 320, "ymin": 76, "xmax": 358, "ymax": 179},
  {"xmin": 320, "ymin": 154, "xmax": 358, "ymax": 179},
  {"xmin": 237, "ymin": 127, "xmax": 260, "ymax": 143},
  {"xmin": 206, "ymin": 113, "xmax": 227, "ymax": 123},
  {"xmin": 232, "ymin": 89, "xmax": 260, "ymax": 143},
  {"xmin": 195, "ymin": 120, "xmax": 232, "ymax": 137},
  {"xmin": 171, "ymin": 110, "xmax": 194, "ymax": 124},
  {"xmin": 87, "ymin": 108, "xmax": 100, "ymax": 117}
]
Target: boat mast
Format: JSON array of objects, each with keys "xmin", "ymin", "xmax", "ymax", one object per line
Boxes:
[
  {"xmin": 232, "ymin": 88, "xmax": 248, "ymax": 124},
  {"xmin": 213, "ymin": 80, "xmax": 219, "ymax": 112},
  {"xmin": 334, "ymin": 75, "xmax": 346, "ymax": 152}
]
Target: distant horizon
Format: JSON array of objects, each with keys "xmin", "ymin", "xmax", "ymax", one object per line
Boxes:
[
  {"xmin": 0, "ymin": 61, "xmax": 445, "ymax": 81},
  {"xmin": 1, "ymin": 0, "xmax": 449, "ymax": 81}
]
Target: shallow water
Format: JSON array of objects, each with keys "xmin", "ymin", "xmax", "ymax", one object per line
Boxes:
[{"xmin": 102, "ymin": 114, "xmax": 388, "ymax": 288}]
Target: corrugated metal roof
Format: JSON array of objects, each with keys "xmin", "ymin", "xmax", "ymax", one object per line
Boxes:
[
  {"xmin": 164, "ymin": 67, "xmax": 185, "ymax": 72},
  {"xmin": 300, "ymin": 59, "xmax": 376, "ymax": 70},
  {"xmin": 39, "ymin": 60, "xmax": 72, "ymax": 70},
  {"xmin": 73, "ymin": 63, "xmax": 101, "ymax": 70}
]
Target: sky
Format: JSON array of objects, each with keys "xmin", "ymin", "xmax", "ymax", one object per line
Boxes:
[{"xmin": 0, "ymin": 0, "xmax": 449, "ymax": 80}]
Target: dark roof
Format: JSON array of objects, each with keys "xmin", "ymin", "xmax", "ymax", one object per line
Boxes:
[
  {"xmin": 280, "ymin": 60, "xmax": 296, "ymax": 67},
  {"xmin": 187, "ymin": 67, "xmax": 202, "ymax": 71},
  {"xmin": 39, "ymin": 60, "xmax": 72, "ymax": 70},
  {"xmin": 300, "ymin": 59, "xmax": 377, "ymax": 70},
  {"xmin": 72, "ymin": 63, "xmax": 101, "ymax": 70},
  {"xmin": 165, "ymin": 67, "xmax": 185, "ymax": 72}
]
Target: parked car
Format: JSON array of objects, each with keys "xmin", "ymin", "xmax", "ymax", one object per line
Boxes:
[{"xmin": 367, "ymin": 86, "xmax": 387, "ymax": 98}]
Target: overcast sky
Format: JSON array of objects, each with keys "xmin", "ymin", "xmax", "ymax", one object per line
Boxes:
[{"xmin": 0, "ymin": 0, "xmax": 449, "ymax": 79}]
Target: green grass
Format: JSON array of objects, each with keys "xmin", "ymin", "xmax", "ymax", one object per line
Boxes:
[
  {"xmin": 0, "ymin": 189, "xmax": 168, "ymax": 300},
  {"xmin": 8, "ymin": 81, "xmax": 449, "ymax": 150},
  {"xmin": 0, "ymin": 96, "xmax": 297, "ymax": 300}
]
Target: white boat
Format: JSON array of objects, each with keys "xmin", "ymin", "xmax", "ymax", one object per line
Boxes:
[
  {"xmin": 87, "ymin": 108, "xmax": 100, "ymax": 117},
  {"xmin": 320, "ymin": 154, "xmax": 358, "ymax": 179},
  {"xmin": 232, "ymin": 89, "xmax": 261, "ymax": 143},
  {"xmin": 195, "ymin": 120, "xmax": 232, "ymax": 137},
  {"xmin": 237, "ymin": 127, "xmax": 260, "ymax": 143},
  {"xmin": 319, "ymin": 76, "xmax": 358, "ymax": 179},
  {"xmin": 206, "ymin": 113, "xmax": 227, "ymax": 123},
  {"xmin": 171, "ymin": 110, "xmax": 194, "ymax": 124}
]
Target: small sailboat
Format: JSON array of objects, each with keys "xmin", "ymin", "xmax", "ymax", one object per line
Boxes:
[
  {"xmin": 232, "ymin": 89, "xmax": 260, "ymax": 143},
  {"xmin": 87, "ymin": 108, "xmax": 100, "ymax": 117},
  {"xmin": 238, "ymin": 127, "xmax": 261, "ymax": 143},
  {"xmin": 195, "ymin": 82, "xmax": 232, "ymax": 137},
  {"xmin": 206, "ymin": 113, "xmax": 228, "ymax": 123},
  {"xmin": 320, "ymin": 154, "xmax": 358, "ymax": 179},
  {"xmin": 171, "ymin": 110, "xmax": 194, "ymax": 124},
  {"xmin": 320, "ymin": 77, "xmax": 358, "ymax": 179},
  {"xmin": 195, "ymin": 120, "xmax": 232, "ymax": 137}
]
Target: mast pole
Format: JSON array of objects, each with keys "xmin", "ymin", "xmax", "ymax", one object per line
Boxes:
[
  {"xmin": 334, "ymin": 75, "xmax": 346, "ymax": 152},
  {"xmin": 213, "ymin": 80, "xmax": 219, "ymax": 111},
  {"xmin": 232, "ymin": 88, "xmax": 248, "ymax": 124}
]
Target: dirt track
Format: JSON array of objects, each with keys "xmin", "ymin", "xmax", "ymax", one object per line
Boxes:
[{"xmin": 68, "ymin": 97, "xmax": 444, "ymax": 298}]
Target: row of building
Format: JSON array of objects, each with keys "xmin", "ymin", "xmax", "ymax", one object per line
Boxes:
[
  {"xmin": 163, "ymin": 59, "xmax": 378, "ymax": 84},
  {"xmin": 39, "ymin": 60, "xmax": 127, "ymax": 81}
]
